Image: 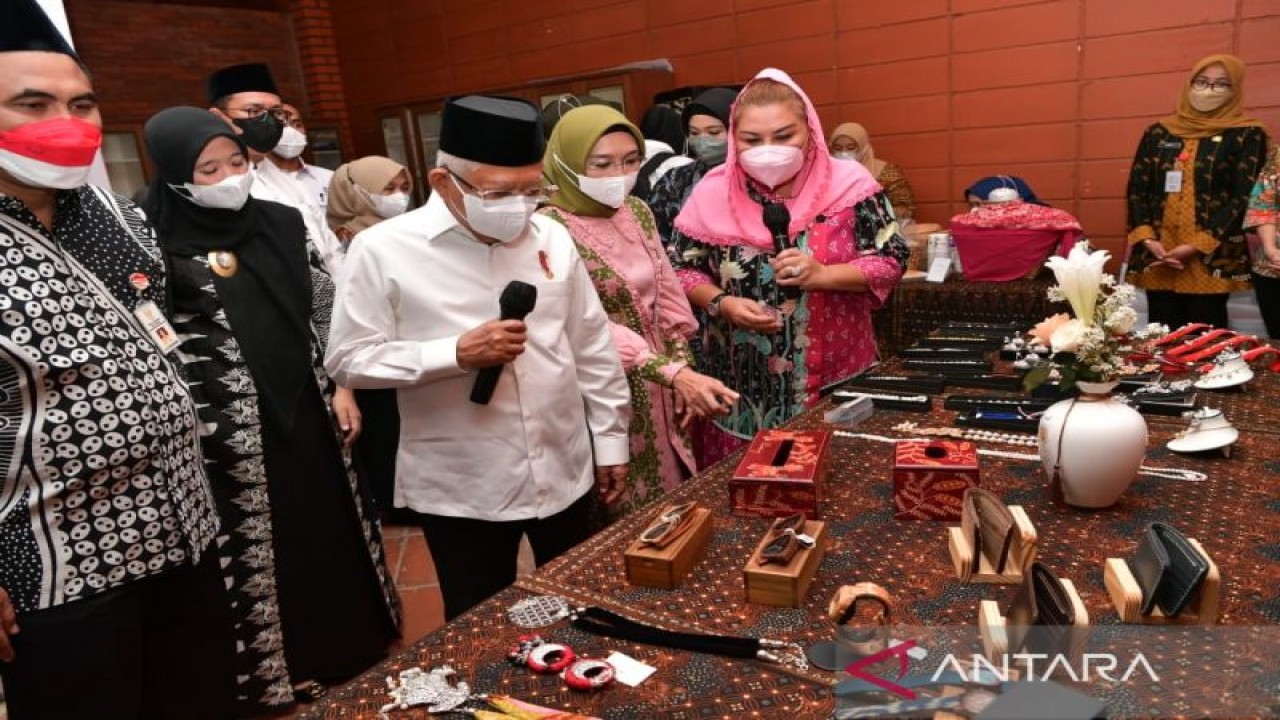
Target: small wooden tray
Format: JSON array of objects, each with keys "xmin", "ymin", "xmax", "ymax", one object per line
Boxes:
[
  {"xmin": 743, "ymin": 520, "xmax": 826, "ymax": 608},
  {"xmin": 948, "ymin": 505, "xmax": 1037, "ymax": 584},
  {"xmin": 623, "ymin": 507, "xmax": 713, "ymax": 590},
  {"xmin": 1103, "ymin": 538, "xmax": 1219, "ymax": 625}
]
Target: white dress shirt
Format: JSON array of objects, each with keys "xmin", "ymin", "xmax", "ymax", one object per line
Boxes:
[
  {"xmin": 252, "ymin": 159, "xmax": 344, "ymax": 276},
  {"xmin": 325, "ymin": 192, "xmax": 631, "ymax": 521}
]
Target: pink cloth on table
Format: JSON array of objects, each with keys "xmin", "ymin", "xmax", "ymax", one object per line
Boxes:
[{"xmin": 948, "ymin": 226, "xmax": 1082, "ymax": 281}]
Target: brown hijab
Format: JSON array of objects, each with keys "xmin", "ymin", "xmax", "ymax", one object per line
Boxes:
[
  {"xmin": 326, "ymin": 155, "xmax": 408, "ymax": 237},
  {"xmin": 1159, "ymin": 54, "xmax": 1265, "ymax": 139},
  {"xmin": 829, "ymin": 122, "xmax": 886, "ymax": 178}
]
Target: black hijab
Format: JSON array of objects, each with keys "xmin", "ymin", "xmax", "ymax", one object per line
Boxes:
[
  {"xmin": 681, "ymin": 87, "xmax": 737, "ymax": 133},
  {"xmin": 143, "ymin": 106, "xmax": 312, "ymax": 435}
]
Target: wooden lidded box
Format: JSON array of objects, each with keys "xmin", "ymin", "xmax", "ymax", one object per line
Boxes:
[
  {"xmin": 892, "ymin": 440, "xmax": 980, "ymax": 521},
  {"xmin": 743, "ymin": 520, "xmax": 827, "ymax": 607},
  {"xmin": 623, "ymin": 506, "xmax": 713, "ymax": 589},
  {"xmin": 730, "ymin": 430, "xmax": 830, "ymax": 519}
]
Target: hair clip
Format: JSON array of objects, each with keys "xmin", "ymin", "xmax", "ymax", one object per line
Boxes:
[
  {"xmin": 759, "ymin": 513, "xmax": 815, "ymax": 565},
  {"xmin": 638, "ymin": 502, "xmax": 698, "ymax": 548}
]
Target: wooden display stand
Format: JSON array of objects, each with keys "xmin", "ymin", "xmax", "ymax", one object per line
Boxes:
[
  {"xmin": 623, "ymin": 507, "xmax": 713, "ymax": 589},
  {"xmin": 1103, "ymin": 539, "xmax": 1220, "ymax": 625},
  {"xmin": 743, "ymin": 520, "xmax": 827, "ymax": 607},
  {"xmin": 947, "ymin": 506, "xmax": 1037, "ymax": 584},
  {"xmin": 978, "ymin": 579, "xmax": 1088, "ymax": 664}
]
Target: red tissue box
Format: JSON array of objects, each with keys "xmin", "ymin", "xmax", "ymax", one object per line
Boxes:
[
  {"xmin": 730, "ymin": 429, "xmax": 829, "ymax": 519},
  {"xmin": 892, "ymin": 440, "xmax": 980, "ymax": 521}
]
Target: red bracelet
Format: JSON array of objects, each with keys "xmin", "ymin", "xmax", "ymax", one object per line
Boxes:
[
  {"xmin": 1165, "ymin": 329, "xmax": 1237, "ymax": 359},
  {"xmin": 1154, "ymin": 323, "xmax": 1212, "ymax": 347},
  {"xmin": 1179, "ymin": 335, "xmax": 1260, "ymax": 364},
  {"xmin": 1243, "ymin": 345, "xmax": 1280, "ymax": 373},
  {"xmin": 562, "ymin": 658, "xmax": 615, "ymax": 691}
]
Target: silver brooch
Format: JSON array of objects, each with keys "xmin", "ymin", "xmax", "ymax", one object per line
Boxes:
[
  {"xmin": 379, "ymin": 665, "xmax": 473, "ymax": 718},
  {"xmin": 507, "ymin": 595, "xmax": 572, "ymax": 628}
]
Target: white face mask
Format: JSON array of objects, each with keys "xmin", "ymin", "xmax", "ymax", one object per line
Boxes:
[
  {"xmin": 273, "ymin": 125, "xmax": 307, "ymax": 159},
  {"xmin": 449, "ymin": 174, "xmax": 536, "ymax": 243},
  {"xmin": 172, "ymin": 171, "xmax": 255, "ymax": 211},
  {"xmin": 367, "ymin": 189, "xmax": 410, "ymax": 218},
  {"xmin": 739, "ymin": 145, "xmax": 804, "ymax": 189},
  {"xmin": 579, "ymin": 171, "xmax": 637, "ymax": 208},
  {"xmin": 832, "ymin": 151, "xmax": 856, "ymax": 160}
]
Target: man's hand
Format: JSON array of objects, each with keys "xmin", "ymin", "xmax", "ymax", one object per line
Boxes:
[
  {"xmin": 594, "ymin": 464, "xmax": 629, "ymax": 506},
  {"xmin": 332, "ymin": 386, "xmax": 362, "ymax": 448},
  {"xmin": 0, "ymin": 586, "xmax": 19, "ymax": 662},
  {"xmin": 456, "ymin": 320, "xmax": 527, "ymax": 371}
]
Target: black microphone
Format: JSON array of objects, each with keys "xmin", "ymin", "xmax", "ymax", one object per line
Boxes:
[
  {"xmin": 763, "ymin": 202, "xmax": 800, "ymax": 300},
  {"xmin": 470, "ymin": 280, "xmax": 538, "ymax": 405}
]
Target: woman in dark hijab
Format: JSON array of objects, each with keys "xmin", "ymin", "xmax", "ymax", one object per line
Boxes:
[
  {"xmin": 648, "ymin": 87, "xmax": 739, "ymax": 252},
  {"xmin": 143, "ymin": 106, "xmax": 400, "ymax": 717}
]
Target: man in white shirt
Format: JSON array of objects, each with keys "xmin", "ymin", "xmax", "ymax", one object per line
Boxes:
[
  {"xmin": 326, "ymin": 95, "xmax": 631, "ymax": 619},
  {"xmin": 206, "ymin": 64, "xmax": 345, "ymax": 275},
  {"xmin": 265, "ymin": 103, "xmax": 333, "ymax": 209}
]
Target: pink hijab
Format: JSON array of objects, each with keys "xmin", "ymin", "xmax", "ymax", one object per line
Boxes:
[{"xmin": 674, "ymin": 68, "xmax": 882, "ymax": 249}]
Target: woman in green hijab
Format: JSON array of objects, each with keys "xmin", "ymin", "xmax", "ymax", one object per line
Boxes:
[{"xmin": 541, "ymin": 105, "xmax": 738, "ymax": 519}]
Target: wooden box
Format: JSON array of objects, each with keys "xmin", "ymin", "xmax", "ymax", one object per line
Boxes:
[
  {"xmin": 743, "ymin": 520, "xmax": 827, "ymax": 607},
  {"xmin": 729, "ymin": 430, "xmax": 830, "ymax": 519},
  {"xmin": 892, "ymin": 440, "xmax": 980, "ymax": 521},
  {"xmin": 623, "ymin": 506, "xmax": 713, "ymax": 589}
]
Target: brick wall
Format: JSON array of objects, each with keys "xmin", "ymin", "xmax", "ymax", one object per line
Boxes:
[
  {"xmin": 286, "ymin": 0, "xmax": 353, "ymax": 154},
  {"xmin": 330, "ymin": 0, "xmax": 1280, "ymax": 260},
  {"xmin": 64, "ymin": 0, "xmax": 307, "ymax": 125}
]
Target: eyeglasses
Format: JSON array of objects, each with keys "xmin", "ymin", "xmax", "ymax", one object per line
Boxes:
[
  {"xmin": 449, "ymin": 170, "xmax": 548, "ymax": 201},
  {"xmin": 638, "ymin": 502, "xmax": 697, "ymax": 548},
  {"xmin": 584, "ymin": 156, "xmax": 642, "ymax": 173},
  {"xmin": 226, "ymin": 105, "xmax": 290, "ymax": 122},
  {"xmin": 1190, "ymin": 77, "xmax": 1233, "ymax": 93}
]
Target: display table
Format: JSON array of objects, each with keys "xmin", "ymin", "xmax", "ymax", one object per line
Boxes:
[
  {"xmin": 301, "ymin": 362, "xmax": 1280, "ymax": 720},
  {"xmin": 873, "ymin": 276, "xmax": 1068, "ymax": 356}
]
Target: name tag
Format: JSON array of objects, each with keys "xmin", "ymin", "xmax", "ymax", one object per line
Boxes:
[
  {"xmin": 1158, "ymin": 140, "xmax": 1183, "ymax": 150},
  {"xmin": 1164, "ymin": 170, "xmax": 1183, "ymax": 193},
  {"xmin": 133, "ymin": 300, "xmax": 181, "ymax": 354}
]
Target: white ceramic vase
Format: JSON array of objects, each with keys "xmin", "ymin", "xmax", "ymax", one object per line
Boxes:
[{"xmin": 1038, "ymin": 380, "xmax": 1148, "ymax": 508}]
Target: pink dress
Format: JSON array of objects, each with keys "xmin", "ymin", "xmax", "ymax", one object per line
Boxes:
[{"xmin": 543, "ymin": 198, "xmax": 697, "ymax": 515}]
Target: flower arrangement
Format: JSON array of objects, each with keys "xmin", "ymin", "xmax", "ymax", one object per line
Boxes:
[{"xmin": 1023, "ymin": 242, "xmax": 1167, "ymax": 391}]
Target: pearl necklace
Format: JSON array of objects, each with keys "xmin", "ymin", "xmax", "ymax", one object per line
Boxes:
[
  {"xmin": 834, "ymin": 431, "xmax": 1208, "ymax": 482},
  {"xmin": 891, "ymin": 421, "xmax": 1038, "ymax": 447}
]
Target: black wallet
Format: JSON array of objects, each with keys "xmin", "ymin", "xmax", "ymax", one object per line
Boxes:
[
  {"xmin": 1130, "ymin": 522, "xmax": 1209, "ymax": 617},
  {"xmin": 1005, "ymin": 562, "xmax": 1077, "ymax": 656}
]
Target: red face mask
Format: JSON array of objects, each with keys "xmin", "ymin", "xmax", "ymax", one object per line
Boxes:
[{"xmin": 0, "ymin": 117, "xmax": 102, "ymax": 189}]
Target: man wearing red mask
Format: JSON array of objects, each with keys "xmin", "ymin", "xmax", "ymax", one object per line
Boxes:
[{"xmin": 0, "ymin": 2, "xmax": 231, "ymax": 718}]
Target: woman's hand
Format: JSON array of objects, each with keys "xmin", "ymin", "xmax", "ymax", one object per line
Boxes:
[
  {"xmin": 672, "ymin": 368, "xmax": 739, "ymax": 427},
  {"xmin": 1145, "ymin": 240, "xmax": 1198, "ymax": 271},
  {"xmin": 332, "ymin": 386, "xmax": 362, "ymax": 448},
  {"xmin": 772, "ymin": 248, "xmax": 828, "ymax": 290},
  {"xmin": 719, "ymin": 296, "xmax": 783, "ymax": 334},
  {"xmin": 1263, "ymin": 242, "xmax": 1280, "ymax": 272}
]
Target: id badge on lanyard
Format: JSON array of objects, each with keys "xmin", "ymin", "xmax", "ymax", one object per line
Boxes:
[{"xmin": 129, "ymin": 272, "xmax": 180, "ymax": 354}]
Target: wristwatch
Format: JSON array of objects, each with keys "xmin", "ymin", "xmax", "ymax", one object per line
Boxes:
[{"xmin": 706, "ymin": 291, "xmax": 729, "ymax": 318}]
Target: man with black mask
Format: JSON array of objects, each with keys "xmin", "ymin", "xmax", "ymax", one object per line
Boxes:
[{"xmin": 207, "ymin": 63, "xmax": 345, "ymax": 275}]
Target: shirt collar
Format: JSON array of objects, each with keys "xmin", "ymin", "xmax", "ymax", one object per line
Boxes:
[{"xmin": 0, "ymin": 187, "xmax": 84, "ymax": 222}]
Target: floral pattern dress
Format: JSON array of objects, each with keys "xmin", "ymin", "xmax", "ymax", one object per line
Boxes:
[
  {"xmin": 672, "ymin": 191, "xmax": 908, "ymax": 464},
  {"xmin": 543, "ymin": 198, "xmax": 697, "ymax": 517}
]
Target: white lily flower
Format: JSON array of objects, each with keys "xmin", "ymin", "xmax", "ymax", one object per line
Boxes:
[{"xmin": 1045, "ymin": 241, "xmax": 1111, "ymax": 326}]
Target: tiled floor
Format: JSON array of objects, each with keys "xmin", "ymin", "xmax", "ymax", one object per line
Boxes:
[
  {"xmin": 380, "ymin": 523, "xmax": 446, "ymax": 653},
  {"xmin": 381, "ymin": 523, "xmax": 535, "ymax": 652}
]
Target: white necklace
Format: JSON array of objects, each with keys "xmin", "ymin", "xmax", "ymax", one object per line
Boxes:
[
  {"xmin": 890, "ymin": 421, "xmax": 1038, "ymax": 448},
  {"xmin": 834, "ymin": 431, "xmax": 1208, "ymax": 482}
]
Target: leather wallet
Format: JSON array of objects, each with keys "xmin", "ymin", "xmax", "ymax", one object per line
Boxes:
[
  {"xmin": 1130, "ymin": 522, "xmax": 1209, "ymax": 617},
  {"xmin": 638, "ymin": 502, "xmax": 697, "ymax": 548},
  {"xmin": 1005, "ymin": 562, "xmax": 1076, "ymax": 656},
  {"xmin": 960, "ymin": 488, "xmax": 1015, "ymax": 578}
]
